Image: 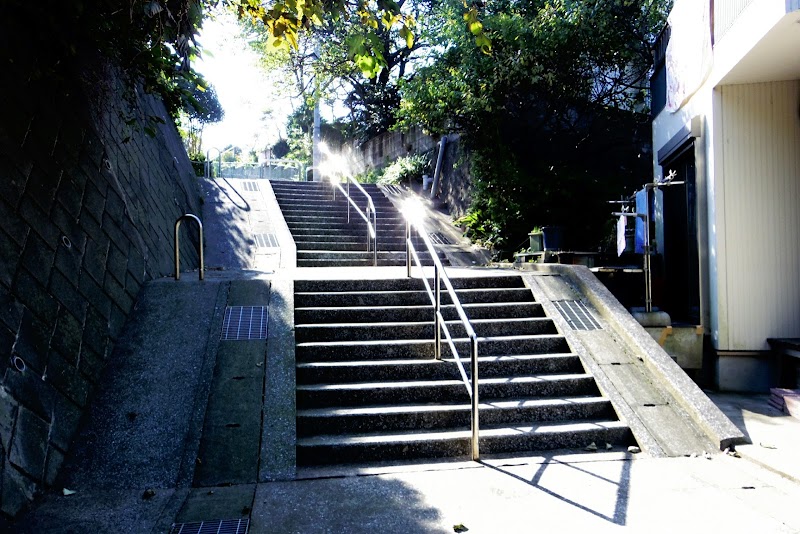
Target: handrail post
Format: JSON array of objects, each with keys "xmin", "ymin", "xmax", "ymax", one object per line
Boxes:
[
  {"xmin": 346, "ymin": 180, "xmax": 351, "ymax": 223},
  {"xmin": 470, "ymin": 334, "xmax": 480, "ymax": 460},
  {"xmin": 366, "ymin": 204, "xmax": 371, "ymax": 252},
  {"xmin": 434, "ymin": 264, "xmax": 441, "ymax": 360},
  {"xmin": 372, "ymin": 209, "xmax": 377, "ymax": 266},
  {"xmin": 406, "ymin": 219, "xmax": 411, "ymax": 278},
  {"xmin": 174, "ymin": 214, "xmax": 204, "ymax": 281}
]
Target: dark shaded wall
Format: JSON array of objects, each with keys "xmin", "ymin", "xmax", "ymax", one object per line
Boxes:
[{"xmin": 0, "ymin": 67, "xmax": 201, "ymax": 518}]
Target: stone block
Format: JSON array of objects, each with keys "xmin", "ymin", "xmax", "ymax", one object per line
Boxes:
[
  {"xmin": 104, "ymin": 188, "xmax": 126, "ymax": 226},
  {"xmin": 0, "ymin": 285, "xmax": 23, "ymax": 336},
  {"xmin": 125, "ymin": 272, "xmax": 142, "ymax": 303},
  {"xmin": 50, "ymin": 202, "xmax": 85, "ymax": 253},
  {"xmin": 0, "ymin": 393, "xmax": 18, "ymax": 453},
  {"xmin": 50, "ymin": 266, "xmax": 85, "ymax": 322},
  {"xmin": 3, "ymin": 367, "xmax": 54, "ymax": 423},
  {"xmin": 13, "ymin": 270, "xmax": 58, "ymax": 328},
  {"xmin": 108, "ymin": 303, "xmax": 128, "ymax": 338},
  {"xmin": 81, "ymin": 180, "xmax": 106, "ymax": 222},
  {"xmin": 47, "ymin": 350, "xmax": 89, "ymax": 407},
  {"xmin": 106, "ymin": 242, "xmax": 128, "ymax": 287},
  {"xmin": 82, "ymin": 306, "xmax": 108, "ymax": 356},
  {"xmin": 13, "ymin": 309, "xmax": 52, "ymax": 374},
  {"xmin": 25, "ymin": 161, "xmax": 61, "ymax": 215},
  {"xmin": 0, "ymin": 230, "xmax": 21, "ymax": 288},
  {"xmin": 82, "ymin": 235, "xmax": 109, "ymax": 286},
  {"xmin": 79, "ymin": 206, "xmax": 103, "ymax": 243},
  {"xmin": 78, "ymin": 344, "xmax": 105, "ymax": 385},
  {"xmin": 1, "ymin": 462, "xmax": 36, "ymax": 517},
  {"xmin": 52, "ymin": 310, "xmax": 83, "ymax": 364},
  {"xmin": 18, "ymin": 196, "xmax": 59, "ymax": 246},
  {"xmin": 21, "ymin": 232, "xmax": 55, "ymax": 287},
  {"xmin": 79, "ymin": 272, "xmax": 111, "ymax": 322},
  {"xmin": 104, "ymin": 275, "xmax": 133, "ymax": 315},
  {"xmin": 44, "ymin": 446, "xmax": 64, "ymax": 487},
  {"xmin": 49, "ymin": 391, "xmax": 83, "ymax": 451},
  {"xmin": 10, "ymin": 407, "xmax": 49, "ymax": 480},
  {"xmin": 0, "ymin": 163, "xmax": 29, "ymax": 208},
  {"xmin": 0, "ymin": 196, "xmax": 29, "ymax": 247},
  {"xmin": 0, "ymin": 327, "xmax": 13, "ymax": 376},
  {"xmin": 53, "ymin": 243, "xmax": 82, "ymax": 286}
]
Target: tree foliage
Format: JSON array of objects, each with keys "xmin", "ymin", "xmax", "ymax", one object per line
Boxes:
[
  {"xmin": 180, "ymin": 80, "xmax": 224, "ymax": 157},
  {"xmin": 396, "ymin": 0, "xmax": 670, "ymax": 253}
]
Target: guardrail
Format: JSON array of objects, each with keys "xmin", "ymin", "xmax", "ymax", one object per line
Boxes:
[
  {"xmin": 404, "ymin": 210, "xmax": 480, "ymax": 460},
  {"xmin": 329, "ymin": 176, "xmax": 378, "ymax": 266},
  {"xmin": 174, "ymin": 214, "xmax": 204, "ymax": 281}
]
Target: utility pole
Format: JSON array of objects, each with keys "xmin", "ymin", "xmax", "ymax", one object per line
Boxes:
[{"xmin": 311, "ymin": 42, "xmax": 321, "ymax": 181}]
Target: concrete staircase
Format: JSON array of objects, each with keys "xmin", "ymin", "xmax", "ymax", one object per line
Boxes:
[
  {"xmin": 294, "ymin": 273, "xmax": 634, "ymax": 466},
  {"xmin": 270, "ymin": 180, "xmax": 441, "ymax": 267}
]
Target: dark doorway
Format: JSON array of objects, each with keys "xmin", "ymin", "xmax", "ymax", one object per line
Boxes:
[{"xmin": 660, "ymin": 146, "xmax": 700, "ymax": 325}]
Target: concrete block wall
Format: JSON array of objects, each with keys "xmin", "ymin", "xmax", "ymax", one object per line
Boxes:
[
  {"xmin": 345, "ymin": 128, "xmax": 474, "ymax": 218},
  {"xmin": 346, "ymin": 125, "xmax": 438, "ymax": 173},
  {"xmin": 0, "ymin": 68, "xmax": 202, "ymax": 519}
]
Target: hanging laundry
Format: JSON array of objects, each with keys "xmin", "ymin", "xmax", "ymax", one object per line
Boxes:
[{"xmin": 616, "ymin": 215, "xmax": 627, "ymax": 257}]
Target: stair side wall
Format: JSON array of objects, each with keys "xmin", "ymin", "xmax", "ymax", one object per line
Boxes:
[{"xmin": 0, "ymin": 64, "xmax": 202, "ymax": 520}]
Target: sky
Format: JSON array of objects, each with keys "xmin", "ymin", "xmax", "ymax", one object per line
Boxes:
[{"xmin": 193, "ymin": 11, "xmax": 292, "ymax": 155}]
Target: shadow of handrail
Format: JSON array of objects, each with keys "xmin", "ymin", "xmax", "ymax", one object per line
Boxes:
[{"xmin": 479, "ymin": 455, "xmax": 632, "ymax": 525}]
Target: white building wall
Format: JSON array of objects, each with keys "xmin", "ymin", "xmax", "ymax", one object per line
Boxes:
[{"xmin": 717, "ymin": 81, "xmax": 800, "ymax": 350}]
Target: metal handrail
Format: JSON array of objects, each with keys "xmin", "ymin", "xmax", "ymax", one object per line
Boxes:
[
  {"xmin": 174, "ymin": 214, "xmax": 204, "ymax": 280},
  {"xmin": 404, "ymin": 216, "xmax": 480, "ymax": 460},
  {"xmin": 329, "ymin": 176, "xmax": 378, "ymax": 266}
]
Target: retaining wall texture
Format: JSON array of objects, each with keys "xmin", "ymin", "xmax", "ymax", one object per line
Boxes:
[
  {"xmin": 0, "ymin": 69, "xmax": 201, "ymax": 519},
  {"xmin": 347, "ymin": 128, "xmax": 473, "ymax": 217}
]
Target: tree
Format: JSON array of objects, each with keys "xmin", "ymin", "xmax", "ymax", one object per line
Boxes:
[
  {"xmin": 396, "ymin": 0, "xmax": 671, "ymax": 253},
  {"xmin": 180, "ymin": 80, "xmax": 225, "ymax": 158}
]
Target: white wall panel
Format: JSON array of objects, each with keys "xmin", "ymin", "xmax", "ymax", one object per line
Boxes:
[{"xmin": 718, "ymin": 81, "xmax": 800, "ymax": 349}]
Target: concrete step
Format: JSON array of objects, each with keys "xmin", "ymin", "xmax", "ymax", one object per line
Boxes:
[
  {"xmin": 297, "ymin": 396, "xmax": 616, "ymax": 437},
  {"xmin": 296, "ymin": 251, "xmax": 443, "ymax": 265},
  {"xmin": 295, "ymin": 241, "xmax": 411, "ymax": 252},
  {"xmin": 296, "ymin": 420, "xmax": 633, "ymax": 465},
  {"xmin": 293, "ymin": 288, "xmax": 533, "ymax": 307},
  {"xmin": 296, "ymin": 353, "xmax": 584, "ymax": 383},
  {"xmin": 294, "ymin": 302, "xmax": 545, "ymax": 323},
  {"xmin": 294, "ymin": 317, "xmax": 557, "ymax": 342},
  {"xmin": 295, "ymin": 335, "xmax": 571, "ymax": 361},
  {"xmin": 296, "ymin": 374, "xmax": 598, "ymax": 408},
  {"xmin": 295, "ymin": 275, "xmax": 525, "ymax": 292}
]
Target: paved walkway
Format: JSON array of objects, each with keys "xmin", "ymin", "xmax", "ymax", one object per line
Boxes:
[{"xmin": 15, "ymin": 177, "xmax": 800, "ymax": 533}]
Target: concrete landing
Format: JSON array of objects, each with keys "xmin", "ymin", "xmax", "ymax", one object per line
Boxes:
[{"xmin": 14, "ymin": 177, "xmax": 800, "ymax": 533}]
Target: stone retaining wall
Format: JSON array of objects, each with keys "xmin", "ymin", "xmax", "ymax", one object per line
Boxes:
[{"xmin": 0, "ymin": 67, "xmax": 201, "ymax": 519}]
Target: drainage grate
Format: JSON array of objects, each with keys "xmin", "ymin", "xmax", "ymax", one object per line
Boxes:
[
  {"xmin": 170, "ymin": 519, "xmax": 249, "ymax": 534},
  {"xmin": 254, "ymin": 233, "xmax": 279, "ymax": 248},
  {"xmin": 242, "ymin": 181, "xmax": 260, "ymax": 192},
  {"xmin": 221, "ymin": 306, "xmax": 268, "ymax": 340},
  {"xmin": 428, "ymin": 232, "xmax": 452, "ymax": 245},
  {"xmin": 553, "ymin": 300, "xmax": 602, "ymax": 331}
]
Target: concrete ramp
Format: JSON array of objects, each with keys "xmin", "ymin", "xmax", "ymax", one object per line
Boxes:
[{"xmin": 519, "ymin": 264, "xmax": 746, "ymax": 457}]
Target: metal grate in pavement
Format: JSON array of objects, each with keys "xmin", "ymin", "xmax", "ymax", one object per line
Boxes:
[
  {"xmin": 254, "ymin": 233, "xmax": 279, "ymax": 248},
  {"xmin": 221, "ymin": 306, "xmax": 268, "ymax": 340},
  {"xmin": 170, "ymin": 519, "xmax": 249, "ymax": 534},
  {"xmin": 243, "ymin": 181, "xmax": 260, "ymax": 192},
  {"xmin": 553, "ymin": 300, "xmax": 602, "ymax": 331},
  {"xmin": 428, "ymin": 232, "xmax": 452, "ymax": 245}
]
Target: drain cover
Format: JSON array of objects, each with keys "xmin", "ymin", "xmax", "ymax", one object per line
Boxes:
[
  {"xmin": 243, "ymin": 181, "xmax": 259, "ymax": 192},
  {"xmin": 170, "ymin": 519, "xmax": 249, "ymax": 534},
  {"xmin": 221, "ymin": 306, "xmax": 268, "ymax": 340},
  {"xmin": 254, "ymin": 233, "xmax": 279, "ymax": 248},
  {"xmin": 428, "ymin": 232, "xmax": 452, "ymax": 245},
  {"xmin": 553, "ymin": 300, "xmax": 602, "ymax": 331}
]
